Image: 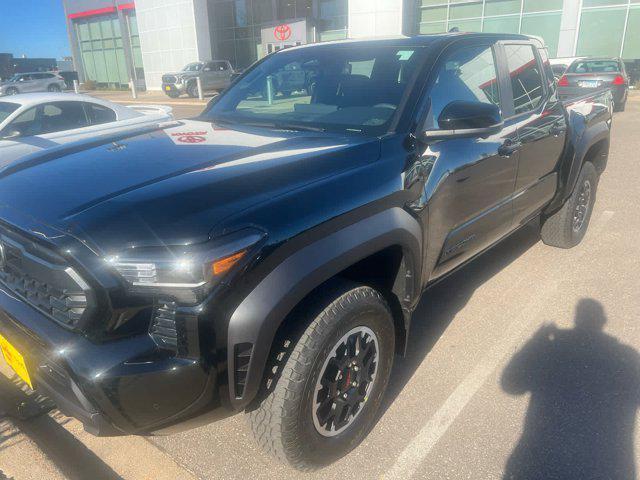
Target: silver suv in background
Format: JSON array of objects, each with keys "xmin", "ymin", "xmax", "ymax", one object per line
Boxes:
[
  {"xmin": 162, "ymin": 61, "xmax": 235, "ymax": 98},
  {"xmin": 0, "ymin": 72, "xmax": 67, "ymax": 96}
]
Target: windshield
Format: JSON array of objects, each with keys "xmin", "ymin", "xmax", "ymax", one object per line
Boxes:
[
  {"xmin": 7, "ymin": 75, "xmax": 20, "ymax": 83},
  {"xmin": 182, "ymin": 63, "xmax": 203, "ymax": 72},
  {"xmin": 568, "ymin": 60, "xmax": 620, "ymax": 74},
  {"xmin": 205, "ymin": 46, "xmax": 427, "ymax": 135},
  {"xmin": 0, "ymin": 102, "xmax": 19, "ymax": 123}
]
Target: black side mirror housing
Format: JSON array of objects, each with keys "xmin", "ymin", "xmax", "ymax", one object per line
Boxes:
[{"xmin": 421, "ymin": 100, "xmax": 504, "ymax": 140}]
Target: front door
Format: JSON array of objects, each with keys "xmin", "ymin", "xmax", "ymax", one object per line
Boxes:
[
  {"xmin": 414, "ymin": 42, "xmax": 519, "ymax": 282},
  {"xmin": 18, "ymin": 74, "xmax": 38, "ymax": 93}
]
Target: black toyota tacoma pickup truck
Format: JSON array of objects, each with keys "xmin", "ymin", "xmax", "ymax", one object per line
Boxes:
[{"xmin": 0, "ymin": 34, "xmax": 612, "ymax": 470}]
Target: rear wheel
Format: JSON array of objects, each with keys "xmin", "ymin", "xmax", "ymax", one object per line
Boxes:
[
  {"xmin": 540, "ymin": 161, "xmax": 599, "ymax": 248},
  {"xmin": 249, "ymin": 283, "xmax": 395, "ymax": 470},
  {"xmin": 47, "ymin": 84, "xmax": 61, "ymax": 92},
  {"xmin": 5, "ymin": 87, "xmax": 18, "ymax": 96}
]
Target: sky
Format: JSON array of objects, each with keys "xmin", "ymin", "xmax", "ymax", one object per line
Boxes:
[{"xmin": 0, "ymin": 0, "xmax": 71, "ymax": 59}]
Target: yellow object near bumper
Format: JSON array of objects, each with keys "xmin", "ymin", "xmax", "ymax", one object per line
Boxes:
[{"xmin": 0, "ymin": 332, "xmax": 32, "ymax": 389}]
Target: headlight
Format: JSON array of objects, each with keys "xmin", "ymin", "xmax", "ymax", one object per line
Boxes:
[{"xmin": 106, "ymin": 228, "xmax": 265, "ymax": 303}]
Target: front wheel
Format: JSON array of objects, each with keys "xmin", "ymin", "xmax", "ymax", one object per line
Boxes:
[
  {"xmin": 47, "ymin": 84, "xmax": 61, "ymax": 92},
  {"xmin": 249, "ymin": 283, "xmax": 395, "ymax": 470},
  {"xmin": 540, "ymin": 161, "xmax": 599, "ymax": 248},
  {"xmin": 186, "ymin": 81, "xmax": 199, "ymax": 98}
]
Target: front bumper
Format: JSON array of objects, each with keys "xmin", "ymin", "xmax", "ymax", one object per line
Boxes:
[
  {"xmin": 0, "ymin": 282, "xmax": 227, "ymax": 436},
  {"xmin": 162, "ymin": 83, "xmax": 186, "ymax": 96}
]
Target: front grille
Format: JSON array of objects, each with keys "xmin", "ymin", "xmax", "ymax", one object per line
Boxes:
[
  {"xmin": 0, "ymin": 228, "xmax": 93, "ymax": 330},
  {"xmin": 162, "ymin": 75, "xmax": 177, "ymax": 84}
]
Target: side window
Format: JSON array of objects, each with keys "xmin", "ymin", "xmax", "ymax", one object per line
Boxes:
[
  {"xmin": 213, "ymin": 61, "xmax": 229, "ymax": 71},
  {"xmin": 504, "ymin": 44, "xmax": 544, "ymax": 115},
  {"xmin": 85, "ymin": 103, "xmax": 117, "ymax": 125},
  {"xmin": 39, "ymin": 101, "xmax": 89, "ymax": 134},
  {"xmin": 348, "ymin": 59, "xmax": 375, "ymax": 78},
  {"xmin": 428, "ymin": 45, "xmax": 500, "ymax": 129}
]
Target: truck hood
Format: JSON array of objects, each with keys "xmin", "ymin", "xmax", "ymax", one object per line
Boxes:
[{"xmin": 0, "ymin": 119, "xmax": 380, "ymax": 254}]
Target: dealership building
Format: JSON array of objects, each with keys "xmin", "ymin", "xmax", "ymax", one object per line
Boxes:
[{"xmin": 62, "ymin": 0, "xmax": 640, "ymax": 90}]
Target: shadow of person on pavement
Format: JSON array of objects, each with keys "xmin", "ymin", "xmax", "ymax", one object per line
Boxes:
[{"xmin": 502, "ymin": 298, "xmax": 640, "ymax": 480}]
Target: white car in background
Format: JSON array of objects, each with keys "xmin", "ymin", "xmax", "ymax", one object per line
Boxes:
[{"xmin": 0, "ymin": 93, "xmax": 174, "ymax": 168}]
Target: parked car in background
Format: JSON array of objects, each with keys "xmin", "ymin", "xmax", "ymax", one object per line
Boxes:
[
  {"xmin": 0, "ymin": 72, "xmax": 67, "ymax": 96},
  {"xmin": 162, "ymin": 61, "xmax": 235, "ymax": 98},
  {"xmin": 558, "ymin": 57, "xmax": 629, "ymax": 111},
  {"xmin": 549, "ymin": 57, "xmax": 585, "ymax": 80},
  {"xmin": 0, "ymin": 93, "xmax": 173, "ymax": 168}
]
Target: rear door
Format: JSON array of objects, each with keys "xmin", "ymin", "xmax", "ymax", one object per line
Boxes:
[
  {"xmin": 499, "ymin": 42, "xmax": 566, "ymax": 225},
  {"xmin": 419, "ymin": 40, "xmax": 519, "ymax": 281}
]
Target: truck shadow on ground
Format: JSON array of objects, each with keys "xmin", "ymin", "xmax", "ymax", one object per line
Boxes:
[
  {"xmin": 383, "ymin": 222, "xmax": 541, "ymax": 411},
  {"xmin": 501, "ymin": 298, "xmax": 639, "ymax": 480},
  {"xmin": 0, "ymin": 374, "xmax": 123, "ymax": 480}
]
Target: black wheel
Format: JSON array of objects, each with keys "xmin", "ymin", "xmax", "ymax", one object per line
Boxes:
[
  {"xmin": 540, "ymin": 161, "xmax": 598, "ymax": 248},
  {"xmin": 186, "ymin": 81, "xmax": 199, "ymax": 98},
  {"xmin": 166, "ymin": 91, "xmax": 180, "ymax": 99},
  {"xmin": 249, "ymin": 282, "xmax": 395, "ymax": 470},
  {"xmin": 5, "ymin": 87, "xmax": 18, "ymax": 96},
  {"xmin": 47, "ymin": 84, "xmax": 61, "ymax": 92}
]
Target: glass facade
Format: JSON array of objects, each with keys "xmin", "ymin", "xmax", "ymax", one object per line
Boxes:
[
  {"xmin": 207, "ymin": 0, "xmax": 348, "ymax": 70},
  {"xmin": 577, "ymin": 0, "xmax": 640, "ymax": 59},
  {"xmin": 416, "ymin": 0, "xmax": 564, "ymax": 56},
  {"xmin": 74, "ymin": 11, "xmax": 141, "ymax": 87}
]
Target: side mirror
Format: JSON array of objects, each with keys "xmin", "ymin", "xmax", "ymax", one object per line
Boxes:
[
  {"xmin": 422, "ymin": 101, "xmax": 503, "ymax": 140},
  {"xmin": 1, "ymin": 130, "xmax": 21, "ymax": 140}
]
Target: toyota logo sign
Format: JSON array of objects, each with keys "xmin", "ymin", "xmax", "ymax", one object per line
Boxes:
[{"xmin": 274, "ymin": 24, "xmax": 292, "ymax": 41}]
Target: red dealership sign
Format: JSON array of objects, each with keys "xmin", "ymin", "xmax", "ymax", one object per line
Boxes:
[{"xmin": 274, "ymin": 24, "xmax": 292, "ymax": 41}]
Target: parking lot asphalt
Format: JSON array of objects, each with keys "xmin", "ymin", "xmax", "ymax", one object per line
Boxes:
[{"xmin": 0, "ymin": 92, "xmax": 639, "ymax": 480}]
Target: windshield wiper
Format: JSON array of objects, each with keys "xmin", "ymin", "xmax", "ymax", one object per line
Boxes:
[
  {"xmin": 272, "ymin": 122, "xmax": 327, "ymax": 133},
  {"xmin": 216, "ymin": 118, "xmax": 327, "ymax": 132}
]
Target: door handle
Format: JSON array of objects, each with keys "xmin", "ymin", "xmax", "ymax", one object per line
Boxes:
[
  {"xmin": 551, "ymin": 124, "xmax": 567, "ymax": 137},
  {"xmin": 498, "ymin": 140, "xmax": 522, "ymax": 157}
]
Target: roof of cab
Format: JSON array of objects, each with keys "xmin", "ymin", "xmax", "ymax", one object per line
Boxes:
[{"xmin": 288, "ymin": 32, "xmax": 535, "ymax": 51}]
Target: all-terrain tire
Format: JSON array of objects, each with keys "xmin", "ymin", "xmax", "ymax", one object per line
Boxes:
[
  {"xmin": 249, "ymin": 282, "xmax": 395, "ymax": 471},
  {"xmin": 540, "ymin": 161, "xmax": 599, "ymax": 248},
  {"xmin": 186, "ymin": 81, "xmax": 199, "ymax": 98}
]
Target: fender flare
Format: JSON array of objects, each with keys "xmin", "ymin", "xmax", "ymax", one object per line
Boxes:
[
  {"xmin": 227, "ymin": 207, "xmax": 422, "ymax": 409},
  {"xmin": 547, "ymin": 120, "xmax": 610, "ymax": 213}
]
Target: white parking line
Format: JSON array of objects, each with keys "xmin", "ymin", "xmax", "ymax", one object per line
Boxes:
[{"xmin": 383, "ymin": 210, "xmax": 615, "ymax": 480}]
